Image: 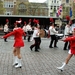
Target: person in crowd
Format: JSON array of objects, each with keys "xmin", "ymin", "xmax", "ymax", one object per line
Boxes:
[
  {"xmin": 57, "ymin": 28, "xmax": 75, "ymax": 71},
  {"xmin": 37, "ymin": 24, "xmax": 42, "ymax": 50},
  {"xmin": 3, "ymin": 24, "xmax": 26, "ymax": 68},
  {"xmin": 26, "ymin": 22, "xmax": 32, "ymax": 42},
  {"xmin": 63, "ymin": 21, "xmax": 70, "ymax": 50},
  {"xmin": 3, "ymin": 19, "xmax": 9, "ymax": 42},
  {"xmin": 30, "ymin": 24, "xmax": 39, "ymax": 52},
  {"xmin": 49, "ymin": 22, "xmax": 58, "ymax": 48},
  {"xmin": 70, "ymin": 19, "xmax": 75, "ymax": 33},
  {"xmin": 22, "ymin": 21, "xmax": 27, "ymax": 40}
]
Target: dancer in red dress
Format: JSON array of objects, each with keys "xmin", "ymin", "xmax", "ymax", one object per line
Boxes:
[
  {"xmin": 3, "ymin": 26, "xmax": 26, "ymax": 68},
  {"xmin": 57, "ymin": 28, "xmax": 75, "ymax": 71}
]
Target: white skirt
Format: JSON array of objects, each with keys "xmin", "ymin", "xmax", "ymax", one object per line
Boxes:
[{"xmin": 68, "ymin": 49, "xmax": 71, "ymax": 54}]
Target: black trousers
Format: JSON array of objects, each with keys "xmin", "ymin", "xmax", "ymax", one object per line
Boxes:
[
  {"xmin": 24, "ymin": 32, "xmax": 27, "ymax": 40},
  {"xmin": 27, "ymin": 31, "xmax": 32, "ymax": 42},
  {"xmin": 63, "ymin": 35, "xmax": 70, "ymax": 50},
  {"xmin": 4, "ymin": 32, "xmax": 8, "ymax": 42},
  {"xmin": 30, "ymin": 37, "xmax": 39, "ymax": 51},
  {"xmin": 37, "ymin": 37, "xmax": 41, "ymax": 49},
  {"xmin": 63, "ymin": 41, "xmax": 70, "ymax": 50},
  {"xmin": 49, "ymin": 35, "xmax": 58, "ymax": 47}
]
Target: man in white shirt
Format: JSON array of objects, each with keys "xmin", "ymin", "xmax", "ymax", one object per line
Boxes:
[
  {"xmin": 22, "ymin": 22, "xmax": 27, "ymax": 40},
  {"xmin": 63, "ymin": 22, "xmax": 70, "ymax": 50},
  {"xmin": 26, "ymin": 23, "xmax": 32, "ymax": 42},
  {"xmin": 30, "ymin": 24, "xmax": 39, "ymax": 52},
  {"xmin": 49, "ymin": 23, "xmax": 58, "ymax": 48},
  {"xmin": 4, "ymin": 22, "xmax": 9, "ymax": 42}
]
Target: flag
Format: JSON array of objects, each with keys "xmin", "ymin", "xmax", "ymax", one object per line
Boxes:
[
  {"xmin": 59, "ymin": 5, "xmax": 62, "ymax": 12},
  {"xmin": 56, "ymin": 5, "xmax": 62, "ymax": 17},
  {"xmin": 69, "ymin": 7, "xmax": 72, "ymax": 18}
]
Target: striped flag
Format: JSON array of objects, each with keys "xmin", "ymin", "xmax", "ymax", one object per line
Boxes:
[
  {"xmin": 59, "ymin": 5, "xmax": 62, "ymax": 12},
  {"xmin": 56, "ymin": 5, "xmax": 62, "ymax": 17}
]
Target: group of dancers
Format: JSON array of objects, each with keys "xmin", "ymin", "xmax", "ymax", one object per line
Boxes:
[
  {"xmin": 0, "ymin": 18, "xmax": 42, "ymax": 68},
  {"xmin": 0, "ymin": 17, "xmax": 75, "ymax": 72}
]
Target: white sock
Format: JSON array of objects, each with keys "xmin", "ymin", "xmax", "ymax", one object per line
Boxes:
[{"xmin": 13, "ymin": 56, "xmax": 18, "ymax": 63}]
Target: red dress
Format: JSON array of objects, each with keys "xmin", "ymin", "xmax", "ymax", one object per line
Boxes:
[
  {"xmin": 64, "ymin": 36, "xmax": 75, "ymax": 54},
  {"xmin": 3, "ymin": 28, "xmax": 26, "ymax": 47}
]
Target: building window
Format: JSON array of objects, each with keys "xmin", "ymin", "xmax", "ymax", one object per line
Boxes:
[
  {"xmin": 54, "ymin": 0, "xmax": 56, "ymax": 3},
  {"xmin": 51, "ymin": 6, "xmax": 53, "ymax": 10},
  {"xmin": 50, "ymin": 12, "xmax": 53, "ymax": 16},
  {"xmin": 66, "ymin": 0, "xmax": 69, "ymax": 3},
  {"xmin": 54, "ymin": 6, "xmax": 56, "ymax": 12},
  {"xmin": 57, "ymin": 6, "xmax": 59, "ymax": 9},
  {"xmin": 4, "ymin": 1, "xmax": 14, "ymax": 8},
  {"xmin": 57, "ymin": 1, "xmax": 59, "ymax": 3},
  {"xmin": 18, "ymin": 3, "xmax": 26, "ymax": 15},
  {"xmin": 18, "ymin": 3, "xmax": 25, "ymax": 9}
]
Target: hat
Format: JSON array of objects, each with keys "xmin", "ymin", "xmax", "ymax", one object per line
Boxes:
[
  {"xmin": 50, "ymin": 18, "xmax": 54, "ymax": 23},
  {"xmin": 33, "ymin": 19, "xmax": 38, "ymax": 24},
  {"xmin": 6, "ymin": 19, "xmax": 9, "ymax": 23},
  {"xmin": 66, "ymin": 15, "xmax": 70, "ymax": 21}
]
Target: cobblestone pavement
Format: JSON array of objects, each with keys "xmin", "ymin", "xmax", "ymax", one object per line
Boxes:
[{"xmin": 0, "ymin": 37, "xmax": 75, "ymax": 75}]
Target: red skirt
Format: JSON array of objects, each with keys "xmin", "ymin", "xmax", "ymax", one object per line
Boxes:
[
  {"xmin": 71, "ymin": 47, "xmax": 75, "ymax": 54},
  {"xmin": 13, "ymin": 40, "xmax": 24, "ymax": 47}
]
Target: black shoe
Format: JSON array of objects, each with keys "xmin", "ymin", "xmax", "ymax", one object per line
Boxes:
[
  {"xmin": 54, "ymin": 46, "xmax": 58, "ymax": 48},
  {"xmin": 30, "ymin": 47, "xmax": 32, "ymax": 51},
  {"xmin": 38, "ymin": 47, "xmax": 41, "ymax": 50},
  {"xmin": 35, "ymin": 50, "xmax": 39, "ymax": 52},
  {"xmin": 5, "ymin": 41, "xmax": 8, "ymax": 42},
  {"xmin": 63, "ymin": 49, "xmax": 67, "ymax": 50},
  {"xmin": 49, "ymin": 46, "xmax": 53, "ymax": 48}
]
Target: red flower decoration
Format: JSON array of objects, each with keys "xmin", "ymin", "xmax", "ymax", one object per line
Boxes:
[
  {"xmin": 66, "ymin": 16, "xmax": 70, "ymax": 21},
  {"xmin": 33, "ymin": 19, "xmax": 37, "ymax": 23},
  {"xmin": 6, "ymin": 19, "xmax": 9, "ymax": 22},
  {"xmin": 50, "ymin": 18, "xmax": 54, "ymax": 22}
]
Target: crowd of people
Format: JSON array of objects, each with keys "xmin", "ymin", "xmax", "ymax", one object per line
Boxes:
[{"xmin": 0, "ymin": 17, "xmax": 75, "ymax": 72}]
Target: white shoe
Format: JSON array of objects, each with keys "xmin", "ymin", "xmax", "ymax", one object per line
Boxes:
[
  {"xmin": 57, "ymin": 67, "xmax": 64, "ymax": 71},
  {"xmin": 15, "ymin": 64, "xmax": 22, "ymax": 68},
  {"xmin": 15, "ymin": 59, "xmax": 22, "ymax": 68},
  {"xmin": 57, "ymin": 62, "xmax": 66, "ymax": 71},
  {"xmin": 13, "ymin": 62, "xmax": 18, "ymax": 66}
]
